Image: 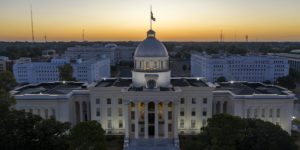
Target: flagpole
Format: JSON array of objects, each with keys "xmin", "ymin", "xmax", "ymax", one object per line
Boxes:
[{"xmin": 150, "ymin": 5, "xmax": 152, "ymax": 30}]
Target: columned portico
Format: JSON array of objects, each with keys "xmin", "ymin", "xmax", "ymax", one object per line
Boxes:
[
  {"xmin": 135, "ymin": 102, "xmax": 139, "ymax": 138},
  {"xmin": 144, "ymin": 102, "xmax": 149, "ymax": 138},
  {"xmin": 154, "ymin": 102, "xmax": 159, "ymax": 138},
  {"xmin": 163, "ymin": 102, "xmax": 168, "ymax": 138},
  {"xmin": 124, "ymin": 100, "xmax": 129, "ymax": 139},
  {"xmin": 126, "ymin": 100, "xmax": 175, "ymax": 139}
]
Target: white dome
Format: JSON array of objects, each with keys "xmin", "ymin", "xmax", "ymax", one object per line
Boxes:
[{"xmin": 134, "ymin": 30, "xmax": 168, "ymax": 57}]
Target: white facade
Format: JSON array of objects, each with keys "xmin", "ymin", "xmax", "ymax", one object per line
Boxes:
[
  {"xmin": 65, "ymin": 44, "xmax": 135, "ymax": 65},
  {"xmin": 271, "ymin": 53, "xmax": 300, "ymax": 73},
  {"xmin": 191, "ymin": 52, "xmax": 289, "ymax": 82},
  {"xmin": 13, "ymin": 57, "xmax": 110, "ymax": 83},
  {"xmin": 0, "ymin": 61, "xmax": 6, "ymax": 73},
  {"xmin": 12, "ymin": 82, "xmax": 91, "ymax": 125},
  {"xmin": 0, "ymin": 57, "xmax": 8, "ymax": 73}
]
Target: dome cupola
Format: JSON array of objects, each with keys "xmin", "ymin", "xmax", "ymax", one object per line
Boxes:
[{"xmin": 134, "ymin": 30, "xmax": 168, "ymax": 58}]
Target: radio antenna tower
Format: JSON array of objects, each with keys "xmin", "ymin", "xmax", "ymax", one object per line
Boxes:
[
  {"xmin": 30, "ymin": 4, "xmax": 35, "ymax": 42},
  {"xmin": 82, "ymin": 29, "xmax": 85, "ymax": 42},
  {"xmin": 44, "ymin": 33, "xmax": 47, "ymax": 43},
  {"xmin": 220, "ymin": 30, "xmax": 223, "ymax": 43}
]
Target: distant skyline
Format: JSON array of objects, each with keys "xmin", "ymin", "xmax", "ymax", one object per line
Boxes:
[{"xmin": 0, "ymin": 0, "xmax": 300, "ymax": 42}]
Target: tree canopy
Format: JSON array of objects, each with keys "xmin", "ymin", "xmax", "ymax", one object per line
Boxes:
[
  {"xmin": 69, "ymin": 120, "xmax": 107, "ymax": 150},
  {"xmin": 0, "ymin": 82, "xmax": 107, "ymax": 150},
  {"xmin": 0, "ymin": 71, "xmax": 16, "ymax": 91},
  {"xmin": 58, "ymin": 64, "xmax": 75, "ymax": 81},
  {"xmin": 185, "ymin": 114, "xmax": 297, "ymax": 150},
  {"xmin": 276, "ymin": 76, "xmax": 296, "ymax": 90},
  {"xmin": 216, "ymin": 76, "xmax": 227, "ymax": 82}
]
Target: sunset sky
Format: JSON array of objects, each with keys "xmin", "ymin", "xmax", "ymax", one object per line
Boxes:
[{"xmin": 0, "ymin": 0, "xmax": 300, "ymax": 42}]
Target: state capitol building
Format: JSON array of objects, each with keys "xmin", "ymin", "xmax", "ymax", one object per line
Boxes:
[{"xmin": 11, "ymin": 28, "xmax": 296, "ymax": 149}]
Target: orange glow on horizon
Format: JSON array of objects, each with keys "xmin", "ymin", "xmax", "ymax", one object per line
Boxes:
[{"xmin": 0, "ymin": 0, "xmax": 300, "ymax": 42}]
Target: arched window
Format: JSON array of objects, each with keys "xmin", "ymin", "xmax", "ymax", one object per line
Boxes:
[{"xmin": 147, "ymin": 80, "xmax": 156, "ymax": 89}]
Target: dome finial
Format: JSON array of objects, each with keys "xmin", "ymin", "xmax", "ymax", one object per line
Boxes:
[{"xmin": 147, "ymin": 30, "xmax": 155, "ymax": 38}]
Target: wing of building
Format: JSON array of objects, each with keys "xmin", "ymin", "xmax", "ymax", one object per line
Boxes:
[
  {"xmin": 13, "ymin": 57, "xmax": 110, "ymax": 84},
  {"xmin": 12, "ymin": 29, "xmax": 296, "ymax": 149},
  {"xmin": 191, "ymin": 52, "xmax": 289, "ymax": 82}
]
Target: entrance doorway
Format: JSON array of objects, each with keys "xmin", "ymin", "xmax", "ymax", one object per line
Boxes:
[{"xmin": 149, "ymin": 125, "xmax": 154, "ymax": 136}]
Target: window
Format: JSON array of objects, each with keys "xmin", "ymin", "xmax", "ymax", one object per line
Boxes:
[
  {"xmin": 180, "ymin": 98, "xmax": 185, "ymax": 104},
  {"xmin": 191, "ymin": 120, "xmax": 196, "ymax": 128},
  {"xmin": 45, "ymin": 109, "xmax": 48, "ymax": 119},
  {"xmin": 107, "ymin": 98, "xmax": 111, "ymax": 104},
  {"xmin": 254, "ymin": 109, "xmax": 258, "ymax": 118},
  {"xmin": 168, "ymin": 124, "xmax": 172, "ymax": 132},
  {"xmin": 96, "ymin": 98, "xmax": 100, "ymax": 104},
  {"xmin": 118, "ymin": 108, "xmax": 123, "ymax": 116},
  {"xmin": 269, "ymin": 109, "xmax": 273, "ymax": 118},
  {"xmin": 203, "ymin": 98, "xmax": 207, "ymax": 104},
  {"xmin": 119, "ymin": 120, "xmax": 123, "ymax": 128},
  {"xmin": 131, "ymin": 111, "xmax": 135, "ymax": 120},
  {"xmin": 107, "ymin": 120, "xmax": 112, "ymax": 128},
  {"xmin": 202, "ymin": 107, "xmax": 207, "ymax": 116},
  {"xmin": 180, "ymin": 119, "xmax": 184, "ymax": 128},
  {"xmin": 118, "ymin": 98, "xmax": 122, "ymax": 104},
  {"xmin": 96, "ymin": 108, "xmax": 100, "ymax": 116},
  {"xmin": 191, "ymin": 108, "xmax": 196, "ymax": 116},
  {"xmin": 168, "ymin": 111, "xmax": 172, "ymax": 120},
  {"xmin": 261, "ymin": 109, "xmax": 265, "ymax": 118},
  {"xmin": 192, "ymin": 98, "xmax": 196, "ymax": 104},
  {"xmin": 52, "ymin": 109, "xmax": 56, "ymax": 118},
  {"xmin": 131, "ymin": 124, "xmax": 135, "ymax": 132},
  {"xmin": 180, "ymin": 108, "xmax": 184, "ymax": 116},
  {"xmin": 107, "ymin": 108, "xmax": 112, "ymax": 117},
  {"xmin": 276, "ymin": 109, "xmax": 280, "ymax": 118}
]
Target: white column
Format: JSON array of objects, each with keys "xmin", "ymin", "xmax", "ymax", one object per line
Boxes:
[
  {"xmin": 173, "ymin": 102, "xmax": 178, "ymax": 138},
  {"xmin": 213, "ymin": 102, "xmax": 216, "ymax": 114},
  {"xmin": 79, "ymin": 101, "xmax": 82, "ymax": 122},
  {"xmin": 40, "ymin": 108, "xmax": 45, "ymax": 118},
  {"xmin": 155, "ymin": 102, "xmax": 159, "ymax": 138},
  {"xmin": 135, "ymin": 102, "xmax": 139, "ymax": 138},
  {"xmin": 220, "ymin": 101, "xmax": 223, "ymax": 113},
  {"xmin": 87, "ymin": 102, "xmax": 91, "ymax": 120},
  {"xmin": 164, "ymin": 102, "xmax": 168, "ymax": 138},
  {"xmin": 123, "ymin": 101, "xmax": 129, "ymax": 139},
  {"xmin": 144, "ymin": 102, "xmax": 149, "ymax": 138}
]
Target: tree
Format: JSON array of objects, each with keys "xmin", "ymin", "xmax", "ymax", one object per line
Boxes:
[
  {"xmin": 69, "ymin": 121, "xmax": 107, "ymax": 150},
  {"xmin": 0, "ymin": 88, "xmax": 70, "ymax": 150},
  {"xmin": 0, "ymin": 110, "xmax": 70, "ymax": 150},
  {"xmin": 263, "ymin": 80, "xmax": 272, "ymax": 84},
  {"xmin": 33, "ymin": 117, "xmax": 70, "ymax": 150},
  {"xmin": 0, "ymin": 88, "xmax": 15, "ymax": 115},
  {"xmin": 0, "ymin": 71, "xmax": 16, "ymax": 91},
  {"xmin": 216, "ymin": 76, "xmax": 227, "ymax": 82},
  {"xmin": 238, "ymin": 119, "xmax": 297, "ymax": 150},
  {"xmin": 192, "ymin": 114, "xmax": 297, "ymax": 150},
  {"xmin": 276, "ymin": 76, "xmax": 296, "ymax": 90},
  {"xmin": 197, "ymin": 114, "xmax": 246, "ymax": 150},
  {"xmin": 58, "ymin": 64, "xmax": 75, "ymax": 81}
]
